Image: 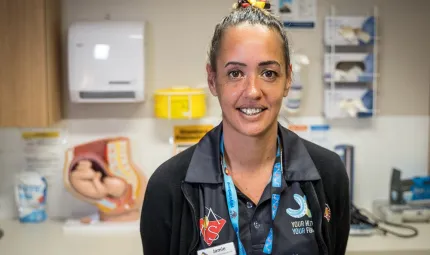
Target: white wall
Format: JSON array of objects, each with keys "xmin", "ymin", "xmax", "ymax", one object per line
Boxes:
[
  {"xmin": 61, "ymin": 0, "xmax": 430, "ymax": 119},
  {"xmin": 0, "ymin": 116, "xmax": 428, "ymax": 219},
  {"xmin": 0, "ymin": 0, "xmax": 430, "ymax": 219}
]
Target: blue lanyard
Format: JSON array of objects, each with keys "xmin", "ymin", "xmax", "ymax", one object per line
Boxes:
[{"xmin": 220, "ymin": 134, "xmax": 283, "ymax": 255}]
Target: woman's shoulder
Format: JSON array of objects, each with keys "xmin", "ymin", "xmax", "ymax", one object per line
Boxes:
[
  {"xmin": 147, "ymin": 145, "xmax": 197, "ymax": 190},
  {"xmin": 301, "ymin": 138, "xmax": 350, "ymax": 209},
  {"xmin": 301, "ymin": 138, "xmax": 349, "ymax": 181}
]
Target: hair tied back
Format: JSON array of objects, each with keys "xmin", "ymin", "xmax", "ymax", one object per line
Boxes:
[{"xmin": 233, "ymin": 0, "xmax": 271, "ymax": 11}]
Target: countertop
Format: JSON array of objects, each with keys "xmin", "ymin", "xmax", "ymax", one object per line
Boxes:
[{"xmin": 0, "ymin": 220, "xmax": 429, "ymax": 255}]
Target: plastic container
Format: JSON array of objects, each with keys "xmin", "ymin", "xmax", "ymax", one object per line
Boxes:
[
  {"xmin": 284, "ymin": 73, "xmax": 303, "ymax": 113},
  {"xmin": 15, "ymin": 171, "xmax": 48, "ymax": 223},
  {"xmin": 153, "ymin": 87, "xmax": 206, "ymax": 119}
]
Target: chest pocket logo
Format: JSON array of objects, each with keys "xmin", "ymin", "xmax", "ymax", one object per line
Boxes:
[
  {"xmin": 286, "ymin": 194, "xmax": 312, "ymax": 218},
  {"xmin": 199, "ymin": 207, "xmax": 227, "ymax": 246}
]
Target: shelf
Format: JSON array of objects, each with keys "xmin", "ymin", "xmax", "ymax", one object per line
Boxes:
[
  {"xmin": 322, "ymin": 5, "xmax": 379, "ymax": 120},
  {"xmin": 324, "ymin": 82, "xmax": 373, "ymax": 87},
  {"xmin": 324, "ymin": 73, "xmax": 380, "ymax": 84},
  {"xmin": 1, "ymin": 219, "xmax": 429, "ymax": 255},
  {"xmin": 324, "ymin": 45, "xmax": 376, "ymax": 53}
]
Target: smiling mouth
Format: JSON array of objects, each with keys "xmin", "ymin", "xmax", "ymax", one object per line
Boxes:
[{"xmin": 238, "ymin": 107, "xmax": 268, "ymax": 116}]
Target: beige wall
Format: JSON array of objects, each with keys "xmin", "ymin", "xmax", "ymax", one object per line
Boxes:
[
  {"xmin": 292, "ymin": 0, "xmax": 430, "ymax": 116},
  {"xmin": 62, "ymin": 0, "xmax": 430, "ymax": 119}
]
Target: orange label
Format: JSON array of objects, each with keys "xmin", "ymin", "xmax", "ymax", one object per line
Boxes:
[{"xmin": 288, "ymin": 125, "xmax": 308, "ymax": 132}]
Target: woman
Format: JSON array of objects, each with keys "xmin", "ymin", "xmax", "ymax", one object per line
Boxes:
[{"xmin": 140, "ymin": 1, "xmax": 350, "ymax": 254}]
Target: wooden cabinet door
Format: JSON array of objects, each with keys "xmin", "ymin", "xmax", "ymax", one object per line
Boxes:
[{"xmin": 0, "ymin": 0, "xmax": 49, "ymax": 127}]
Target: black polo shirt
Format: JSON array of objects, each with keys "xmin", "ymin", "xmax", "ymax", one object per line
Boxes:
[
  {"xmin": 198, "ymin": 178, "xmax": 320, "ymax": 254},
  {"xmin": 236, "ymin": 182, "xmax": 273, "ymax": 253},
  {"xmin": 236, "ymin": 180, "xmax": 319, "ymax": 255},
  {"xmin": 193, "ymin": 128, "xmax": 324, "ymax": 254}
]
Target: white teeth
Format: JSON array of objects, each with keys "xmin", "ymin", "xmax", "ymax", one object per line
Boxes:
[{"xmin": 240, "ymin": 108, "xmax": 263, "ymax": 116}]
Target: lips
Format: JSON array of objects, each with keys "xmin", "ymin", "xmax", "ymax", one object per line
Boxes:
[{"xmin": 238, "ymin": 107, "xmax": 268, "ymax": 116}]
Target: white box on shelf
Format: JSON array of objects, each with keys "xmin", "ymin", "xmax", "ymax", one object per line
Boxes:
[
  {"xmin": 324, "ymin": 87, "xmax": 373, "ymax": 119},
  {"xmin": 325, "ymin": 16, "xmax": 375, "ymax": 46},
  {"xmin": 324, "ymin": 53, "xmax": 374, "ymax": 83},
  {"xmin": 68, "ymin": 21, "xmax": 146, "ymax": 103}
]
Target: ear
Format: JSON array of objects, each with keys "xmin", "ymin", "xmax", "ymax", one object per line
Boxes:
[
  {"xmin": 283, "ymin": 64, "xmax": 292, "ymax": 97},
  {"xmin": 206, "ymin": 64, "xmax": 218, "ymax": 96}
]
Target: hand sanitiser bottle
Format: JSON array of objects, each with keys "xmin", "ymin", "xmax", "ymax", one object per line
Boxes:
[
  {"xmin": 15, "ymin": 171, "xmax": 48, "ymax": 223},
  {"xmin": 283, "ymin": 53, "xmax": 309, "ymax": 114},
  {"xmin": 284, "ymin": 73, "xmax": 303, "ymax": 113}
]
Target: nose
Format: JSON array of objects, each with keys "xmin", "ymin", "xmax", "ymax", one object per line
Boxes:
[{"xmin": 243, "ymin": 74, "xmax": 262, "ymax": 100}]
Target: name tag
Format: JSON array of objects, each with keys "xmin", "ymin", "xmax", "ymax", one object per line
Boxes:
[{"xmin": 197, "ymin": 242, "xmax": 236, "ymax": 255}]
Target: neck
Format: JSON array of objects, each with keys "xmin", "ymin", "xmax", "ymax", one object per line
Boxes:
[{"xmin": 222, "ymin": 122, "xmax": 278, "ymax": 174}]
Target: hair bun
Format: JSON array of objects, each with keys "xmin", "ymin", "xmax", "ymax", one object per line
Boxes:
[{"xmin": 234, "ymin": 0, "xmax": 271, "ymax": 11}]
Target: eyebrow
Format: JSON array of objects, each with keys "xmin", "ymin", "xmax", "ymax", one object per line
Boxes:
[
  {"xmin": 259, "ymin": 60, "xmax": 281, "ymax": 67},
  {"xmin": 224, "ymin": 60, "xmax": 281, "ymax": 68},
  {"xmin": 224, "ymin": 61, "xmax": 246, "ymax": 67}
]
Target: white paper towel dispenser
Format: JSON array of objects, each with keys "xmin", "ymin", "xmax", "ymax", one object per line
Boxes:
[{"xmin": 68, "ymin": 21, "xmax": 145, "ymax": 103}]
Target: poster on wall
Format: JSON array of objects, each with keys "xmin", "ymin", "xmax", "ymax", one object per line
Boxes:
[
  {"xmin": 20, "ymin": 130, "xmax": 68, "ymax": 220},
  {"xmin": 272, "ymin": 0, "xmax": 317, "ymax": 29},
  {"xmin": 173, "ymin": 125, "xmax": 214, "ymax": 155},
  {"xmin": 21, "ymin": 130, "xmax": 67, "ymax": 185}
]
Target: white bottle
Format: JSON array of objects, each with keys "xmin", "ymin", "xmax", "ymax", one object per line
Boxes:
[
  {"xmin": 285, "ymin": 72, "xmax": 303, "ymax": 114},
  {"xmin": 283, "ymin": 54, "xmax": 309, "ymax": 114},
  {"xmin": 15, "ymin": 171, "xmax": 48, "ymax": 223}
]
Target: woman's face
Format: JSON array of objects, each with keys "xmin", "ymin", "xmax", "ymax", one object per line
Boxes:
[{"xmin": 207, "ymin": 23, "xmax": 291, "ymax": 137}]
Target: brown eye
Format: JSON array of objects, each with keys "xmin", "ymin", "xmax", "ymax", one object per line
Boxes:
[
  {"xmin": 228, "ymin": 70, "xmax": 243, "ymax": 79},
  {"xmin": 262, "ymin": 70, "xmax": 277, "ymax": 79}
]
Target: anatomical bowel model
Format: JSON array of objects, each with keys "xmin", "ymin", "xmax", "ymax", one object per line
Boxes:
[{"xmin": 63, "ymin": 137, "xmax": 148, "ymax": 223}]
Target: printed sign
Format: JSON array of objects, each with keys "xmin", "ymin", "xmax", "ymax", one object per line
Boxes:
[
  {"xmin": 21, "ymin": 130, "xmax": 68, "ymax": 218},
  {"xmin": 272, "ymin": 0, "xmax": 317, "ymax": 29},
  {"xmin": 21, "ymin": 130, "xmax": 66, "ymax": 184},
  {"xmin": 173, "ymin": 125, "xmax": 213, "ymax": 155}
]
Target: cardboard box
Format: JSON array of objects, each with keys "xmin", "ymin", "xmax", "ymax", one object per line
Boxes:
[
  {"xmin": 324, "ymin": 88, "xmax": 373, "ymax": 119},
  {"xmin": 324, "ymin": 53, "xmax": 374, "ymax": 82},
  {"xmin": 325, "ymin": 16, "xmax": 375, "ymax": 46}
]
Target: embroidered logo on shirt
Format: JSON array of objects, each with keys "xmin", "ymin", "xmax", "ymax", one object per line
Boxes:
[
  {"xmin": 286, "ymin": 194, "xmax": 312, "ymax": 219},
  {"xmin": 199, "ymin": 207, "xmax": 226, "ymax": 246},
  {"xmin": 324, "ymin": 203, "xmax": 331, "ymax": 222},
  {"xmin": 287, "ymin": 194, "xmax": 315, "ymax": 235}
]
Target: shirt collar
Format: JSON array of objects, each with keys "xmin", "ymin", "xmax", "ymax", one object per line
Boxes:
[{"xmin": 184, "ymin": 122, "xmax": 321, "ymax": 184}]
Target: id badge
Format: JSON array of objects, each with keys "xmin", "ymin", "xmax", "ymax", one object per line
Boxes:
[{"xmin": 197, "ymin": 242, "xmax": 236, "ymax": 255}]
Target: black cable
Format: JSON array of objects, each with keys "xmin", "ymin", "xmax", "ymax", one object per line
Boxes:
[
  {"xmin": 0, "ymin": 228, "xmax": 3, "ymax": 239},
  {"xmin": 360, "ymin": 206, "xmax": 419, "ymax": 238},
  {"xmin": 351, "ymin": 204, "xmax": 419, "ymax": 238},
  {"xmin": 377, "ymin": 220, "xmax": 419, "ymax": 238}
]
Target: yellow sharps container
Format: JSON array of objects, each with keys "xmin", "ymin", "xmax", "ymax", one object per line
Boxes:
[{"xmin": 154, "ymin": 87, "xmax": 206, "ymax": 119}]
